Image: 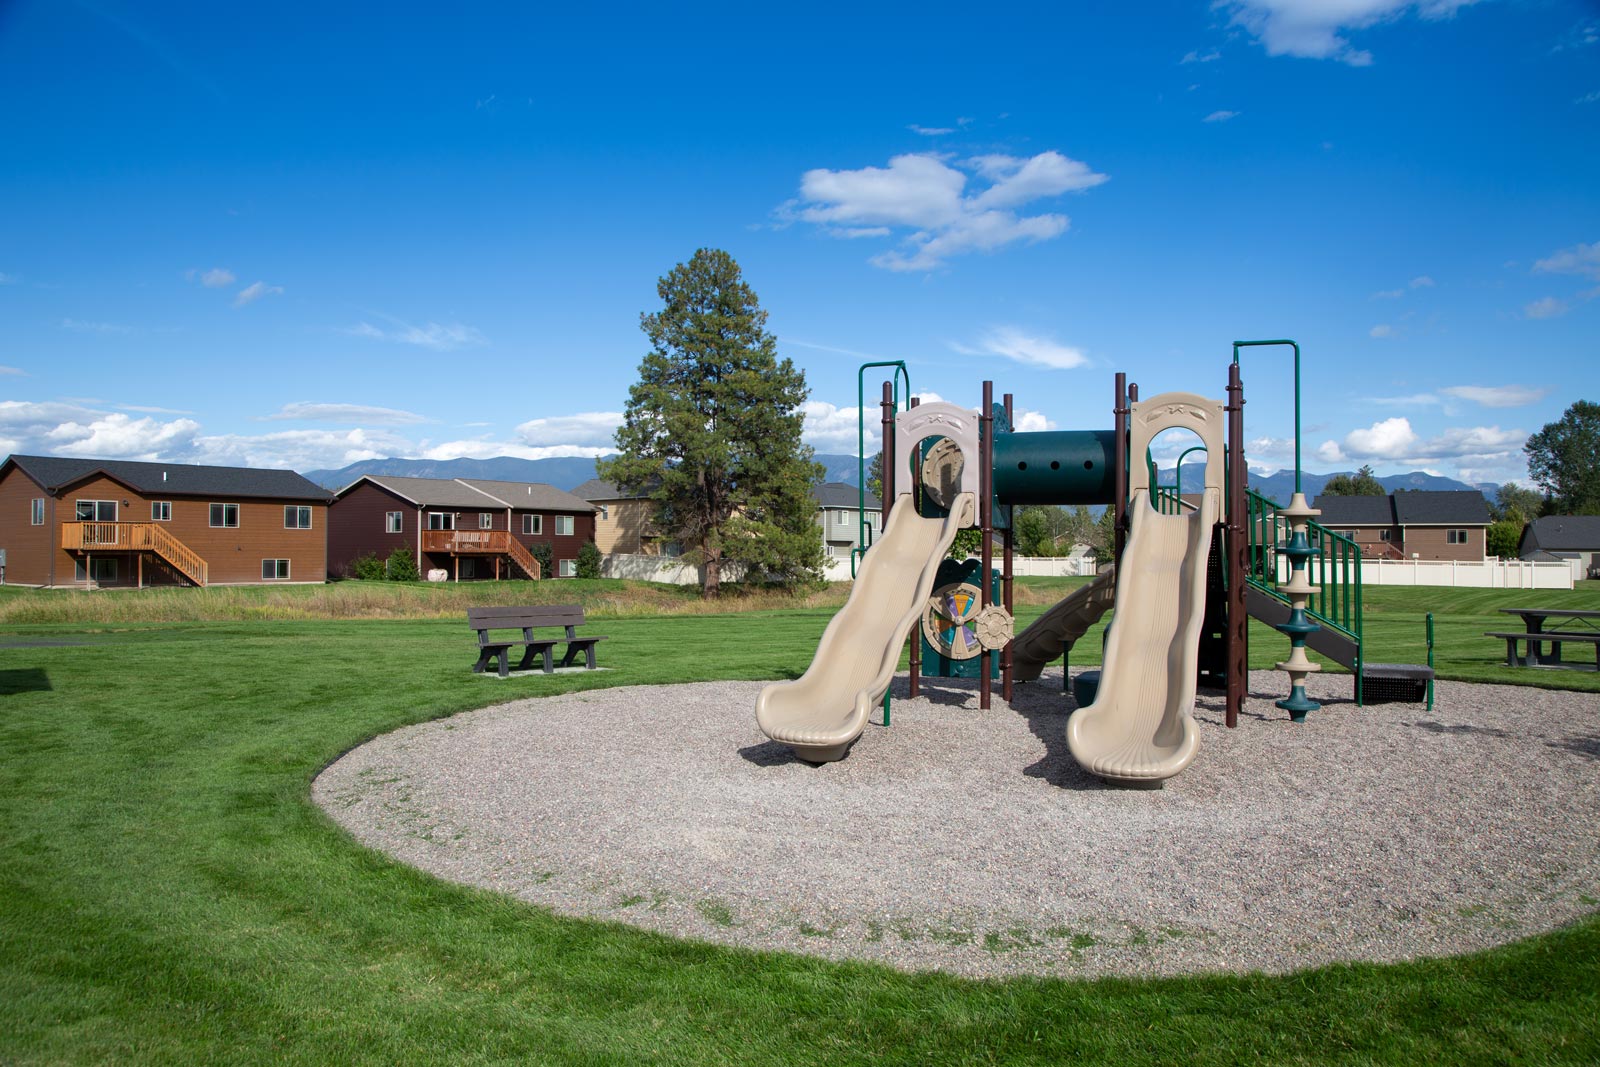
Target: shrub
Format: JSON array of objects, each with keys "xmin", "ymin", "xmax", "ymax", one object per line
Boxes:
[
  {"xmin": 349, "ymin": 553, "xmax": 386, "ymax": 582},
  {"xmin": 385, "ymin": 546, "xmax": 420, "ymax": 582},
  {"xmin": 576, "ymin": 540, "xmax": 602, "ymax": 579},
  {"xmin": 528, "ymin": 541, "xmax": 553, "ymax": 580}
]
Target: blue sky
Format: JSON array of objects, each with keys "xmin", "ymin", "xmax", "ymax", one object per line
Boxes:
[{"xmin": 1, "ymin": 0, "xmax": 1595, "ymax": 486}]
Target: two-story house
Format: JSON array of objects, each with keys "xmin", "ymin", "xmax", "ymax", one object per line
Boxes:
[
  {"xmin": 0, "ymin": 454, "xmax": 331, "ymax": 587},
  {"xmin": 1313, "ymin": 490, "xmax": 1490, "ymax": 561},
  {"xmin": 329, "ymin": 475, "xmax": 596, "ymax": 580}
]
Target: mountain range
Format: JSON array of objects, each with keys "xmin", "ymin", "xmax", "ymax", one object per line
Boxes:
[
  {"xmin": 304, "ymin": 453, "xmax": 1493, "ymax": 505},
  {"xmin": 303, "ymin": 453, "xmax": 866, "ymax": 493}
]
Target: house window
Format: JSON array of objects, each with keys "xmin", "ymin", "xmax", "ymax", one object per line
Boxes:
[
  {"xmin": 555, "ymin": 515, "xmax": 574, "ymax": 536},
  {"xmin": 459, "ymin": 558, "xmax": 478, "ymax": 578},
  {"xmin": 76, "ymin": 500, "xmax": 118, "ymax": 522},
  {"xmin": 152, "ymin": 501, "xmax": 172, "ymax": 522},
  {"xmin": 428, "ymin": 513, "xmax": 455, "ymax": 530},
  {"xmin": 661, "ymin": 541, "xmax": 683, "ymax": 558},
  {"xmin": 599, "ymin": 505, "xmax": 609, "ymax": 521},
  {"xmin": 31, "ymin": 498, "xmax": 44, "ymax": 525},
  {"xmin": 385, "ymin": 511, "xmax": 403, "ymax": 533},
  {"xmin": 479, "ymin": 512, "xmax": 494, "ymax": 530},
  {"xmin": 284, "ymin": 506, "xmax": 313, "ymax": 529},
  {"xmin": 558, "ymin": 558, "xmax": 577, "ymax": 578},
  {"xmin": 1447, "ymin": 529, "xmax": 1470, "ymax": 544},
  {"xmin": 210, "ymin": 503, "xmax": 240, "ymax": 528},
  {"xmin": 523, "ymin": 514, "xmax": 542, "ymax": 535},
  {"xmin": 261, "ymin": 559, "xmax": 290, "ymax": 580},
  {"xmin": 75, "ymin": 558, "xmax": 118, "ymax": 583},
  {"xmin": 1379, "ymin": 529, "xmax": 1394, "ymax": 542}
]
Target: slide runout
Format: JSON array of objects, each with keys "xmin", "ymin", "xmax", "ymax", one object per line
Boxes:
[
  {"xmin": 756, "ymin": 492, "xmax": 977, "ymax": 763},
  {"xmin": 1011, "ymin": 565, "xmax": 1117, "ymax": 682}
]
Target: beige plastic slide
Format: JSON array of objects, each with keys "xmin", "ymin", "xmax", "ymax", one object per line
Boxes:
[
  {"xmin": 1010, "ymin": 565, "xmax": 1117, "ymax": 682},
  {"xmin": 1067, "ymin": 391, "xmax": 1224, "ymax": 785},
  {"xmin": 756, "ymin": 491, "xmax": 977, "ymax": 763}
]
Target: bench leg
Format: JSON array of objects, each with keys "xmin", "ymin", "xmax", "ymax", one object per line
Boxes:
[
  {"xmin": 497, "ymin": 649, "xmax": 510, "ymax": 678},
  {"xmin": 516, "ymin": 648, "xmax": 538, "ymax": 672},
  {"xmin": 540, "ymin": 646, "xmax": 554, "ymax": 674},
  {"xmin": 472, "ymin": 648, "xmax": 497, "ymax": 675},
  {"xmin": 1505, "ymin": 638, "xmax": 1518, "ymax": 668},
  {"xmin": 585, "ymin": 644, "xmax": 597, "ymax": 669}
]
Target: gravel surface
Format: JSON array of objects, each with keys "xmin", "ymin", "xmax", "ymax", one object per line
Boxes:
[{"xmin": 313, "ymin": 670, "xmax": 1600, "ymax": 979}]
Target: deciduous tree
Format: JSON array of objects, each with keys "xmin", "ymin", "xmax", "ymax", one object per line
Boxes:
[
  {"xmin": 1321, "ymin": 464, "xmax": 1385, "ymax": 497},
  {"xmin": 602, "ymin": 249, "xmax": 825, "ymax": 597},
  {"xmin": 1525, "ymin": 401, "xmax": 1600, "ymax": 515}
]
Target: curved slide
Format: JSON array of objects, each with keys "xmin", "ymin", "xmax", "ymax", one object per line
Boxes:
[
  {"xmin": 1067, "ymin": 390, "xmax": 1223, "ymax": 785},
  {"xmin": 1010, "ymin": 565, "xmax": 1117, "ymax": 682},
  {"xmin": 757, "ymin": 492, "xmax": 977, "ymax": 763}
]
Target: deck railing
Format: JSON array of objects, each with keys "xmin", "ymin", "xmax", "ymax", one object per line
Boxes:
[
  {"xmin": 61, "ymin": 522, "xmax": 208, "ymax": 586},
  {"xmin": 420, "ymin": 529, "xmax": 541, "ymax": 579}
]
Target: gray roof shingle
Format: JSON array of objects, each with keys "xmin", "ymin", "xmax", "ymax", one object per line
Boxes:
[
  {"xmin": 1310, "ymin": 495, "xmax": 1395, "ymax": 526},
  {"xmin": 812, "ymin": 481, "xmax": 880, "ymax": 510},
  {"xmin": 6, "ymin": 454, "xmax": 331, "ymax": 501},
  {"xmin": 1521, "ymin": 515, "xmax": 1600, "ymax": 552},
  {"xmin": 346, "ymin": 475, "xmax": 593, "ymax": 512},
  {"xmin": 1392, "ymin": 490, "xmax": 1491, "ymax": 525},
  {"xmin": 456, "ymin": 478, "xmax": 595, "ymax": 513}
]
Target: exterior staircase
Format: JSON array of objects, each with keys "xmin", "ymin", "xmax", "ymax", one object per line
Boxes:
[{"xmin": 62, "ymin": 522, "xmax": 208, "ymax": 586}]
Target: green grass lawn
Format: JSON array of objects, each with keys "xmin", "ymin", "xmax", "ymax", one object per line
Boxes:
[{"xmin": 2, "ymin": 583, "xmax": 1598, "ymax": 1064}]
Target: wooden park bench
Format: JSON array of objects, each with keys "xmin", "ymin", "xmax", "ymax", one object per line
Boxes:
[{"xmin": 467, "ymin": 605, "xmax": 607, "ymax": 678}]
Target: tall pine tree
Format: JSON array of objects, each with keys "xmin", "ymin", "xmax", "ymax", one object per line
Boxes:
[{"xmin": 601, "ymin": 249, "xmax": 825, "ymax": 597}]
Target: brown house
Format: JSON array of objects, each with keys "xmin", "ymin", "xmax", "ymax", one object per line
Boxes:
[
  {"xmin": 329, "ymin": 475, "xmax": 596, "ymax": 580},
  {"xmin": 0, "ymin": 454, "xmax": 331, "ymax": 587},
  {"xmin": 1313, "ymin": 490, "xmax": 1490, "ymax": 561}
]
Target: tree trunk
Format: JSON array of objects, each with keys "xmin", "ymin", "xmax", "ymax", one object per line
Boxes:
[{"xmin": 703, "ymin": 546, "xmax": 721, "ymax": 599}]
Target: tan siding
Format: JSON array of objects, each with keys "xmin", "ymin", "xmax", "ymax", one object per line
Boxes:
[{"xmin": 592, "ymin": 498, "xmax": 657, "ymax": 554}]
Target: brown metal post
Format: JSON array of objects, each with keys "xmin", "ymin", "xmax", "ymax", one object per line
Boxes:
[
  {"xmin": 907, "ymin": 395, "xmax": 920, "ymax": 697},
  {"xmin": 980, "ymin": 381, "xmax": 994, "ymax": 710},
  {"xmin": 1002, "ymin": 391, "xmax": 1014, "ymax": 702},
  {"xmin": 1113, "ymin": 373, "xmax": 1129, "ymax": 569},
  {"xmin": 1226, "ymin": 362, "xmax": 1247, "ymax": 728}
]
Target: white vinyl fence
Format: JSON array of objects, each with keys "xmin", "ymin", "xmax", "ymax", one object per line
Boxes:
[
  {"xmin": 1357, "ymin": 557, "xmax": 1573, "ymax": 589},
  {"xmin": 603, "ymin": 552, "xmax": 1099, "ymax": 585}
]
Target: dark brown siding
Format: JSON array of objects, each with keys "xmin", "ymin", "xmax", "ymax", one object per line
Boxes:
[
  {"xmin": 1404, "ymin": 526, "xmax": 1484, "ymax": 561},
  {"xmin": 327, "ymin": 482, "xmax": 420, "ymax": 578},
  {"xmin": 511, "ymin": 509, "xmax": 595, "ymax": 577},
  {"xmin": 0, "ymin": 466, "xmax": 57, "ymax": 585}
]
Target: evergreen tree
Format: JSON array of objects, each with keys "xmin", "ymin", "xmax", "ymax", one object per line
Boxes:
[
  {"xmin": 601, "ymin": 249, "xmax": 825, "ymax": 597},
  {"xmin": 1525, "ymin": 401, "xmax": 1600, "ymax": 515},
  {"xmin": 1491, "ymin": 482, "xmax": 1547, "ymax": 523},
  {"xmin": 1321, "ymin": 464, "xmax": 1386, "ymax": 496}
]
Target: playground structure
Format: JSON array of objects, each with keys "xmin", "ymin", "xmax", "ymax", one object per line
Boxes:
[{"xmin": 756, "ymin": 343, "xmax": 1435, "ymax": 783}]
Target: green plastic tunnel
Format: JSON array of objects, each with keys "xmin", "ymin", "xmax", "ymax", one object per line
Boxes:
[{"xmin": 992, "ymin": 429, "xmax": 1117, "ymax": 506}]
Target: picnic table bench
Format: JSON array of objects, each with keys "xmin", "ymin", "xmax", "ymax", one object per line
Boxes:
[
  {"xmin": 1486, "ymin": 607, "xmax": 1600, "ymax": 670},
  {"xmin": 468, "ymin": 605, "xmax": 607, "ymax": 678}
]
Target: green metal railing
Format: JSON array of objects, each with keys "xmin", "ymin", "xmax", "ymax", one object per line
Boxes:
[
  {"xmin": 1146, "ymin": 452, "xmax": 1198, "ymax": 515},
  {"xmin": 851, "ymin": 361, "xmax": 911, "ymax": 579},
  {"xmin": 1244, "ymin": 487, "xmax": 1363, "ymax": 644}
]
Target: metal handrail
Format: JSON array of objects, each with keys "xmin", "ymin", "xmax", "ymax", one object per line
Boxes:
[
  {"xmin": 1244, "ymin": 488, "xmax": 1362, "ymax": 643},
  {"xmin": 853, "ymin": 360, "xmax": 910, "ymax": 578}
]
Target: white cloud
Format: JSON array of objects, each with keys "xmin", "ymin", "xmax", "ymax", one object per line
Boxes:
[
  {"xmin": 1438, "ymin": 385, "xmax": 1549, "ymax": 408},
  {"xmin": 1523, "ymin": 296, "xmax": 1568, "ymax": 319},
  {"xmin": 1318, "ymin": 416, "xmax": 1525, "ymax": 469},
  {"xmin": 513, "ymin": 411, "xmax": 623, "ymax": 447},
  {"xmin": 233, "ymin": 281, "xmax": 284, "ymax": 307},
  {"xmin": 184, "ymin": 267, "xmax": 236, "ymax": 287},
  {"xmin": 1368, "ymin": 392, "xmax": 1441, "ymax": 406},
  {"xmin": 0, "ymin": 272, "xmax": 17, "ymax": 284},
  {"xmin": 1203, "ymin": 110, "xmax": 1240, "ymax": 122},
  {"xmin": 908, "ymin": 124, "xmax": 954, "ymax": 136},
  {"xmin": 61, "ymin": 318, "xmax": 134, "ymax": 334},
  {"xmin": 1219, "ymin": 1, "xmax": 1480, "ymax": 66},
  {"xmin": 1409, "ymin": 274, "xmax": 1435, "ymax": 288},
  {"xmin": 262, "ymin": 402, "xmax": 431, "ymax": 425},
  {"xmin": 1014, "ymin": 409, "xmax": 1056, "ymax": 433},
  {"xmin": 1182, "ymin": 49, "xmax": 1221, "ymax": 63},
  {"xmin": 0, "ymin": 366, "xmax": 24, "ymax": 376},
  {"xmin": 417, "ymin": 439, "xmax": 615, "ymax": 462},
  {"xmin": 1371, "ymin": 288, "xmax": 1405, "ymax": 299},
  {"xmin": 1533, "ymin": 241, "xmax": 1600, "ymax": 280},
  {"xmin": 44, "ymin": 412, "xmax": 203, "ymax": 459},
  {"xmin": 789, "ymin": 150, "xmax": 1107, "ymax": 271},
  {"xmin": 951, "ymin": 326, "xmax": 1090, "ymax": 370},
  {"xmin": 1370, "ymin": 324, "xmax": 1393, "ymax": 338},
  {"xmin": 117, "ymin": 404, "xmax": 194, "ymax": 415},
  {"xmin": 342, "ymin": 319, "xmax": 487, "ymax": 350},
  {"xmin": 800, "ymin": 400, "xmax": 870, "ymax": 455},
  {"xmin": 1578, "ymin": 90, "xmax": 1600, "ymax": 105},
  {"xmin": 194, "ymin": 428, "xmax": 414, "ymax": 470}
]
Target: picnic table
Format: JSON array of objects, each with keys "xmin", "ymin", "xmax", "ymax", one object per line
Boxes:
[{"xmin": 1485, "ymin": 607, "xmax": 1600, "ymax": 670}]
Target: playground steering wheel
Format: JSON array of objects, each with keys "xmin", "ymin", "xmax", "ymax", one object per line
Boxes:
[{"xmin": 922, "ymin": 580, "xmax": 985, "ymax": 660}]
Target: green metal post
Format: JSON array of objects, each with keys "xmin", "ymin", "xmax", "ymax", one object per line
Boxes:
[
  {"xmin": 853, "ymin": 361, "xmax": 910, "ymax": 579},
  {"xmin": 1232, "ymin": 340, "xmax": 1303, "ymax": 493}
]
